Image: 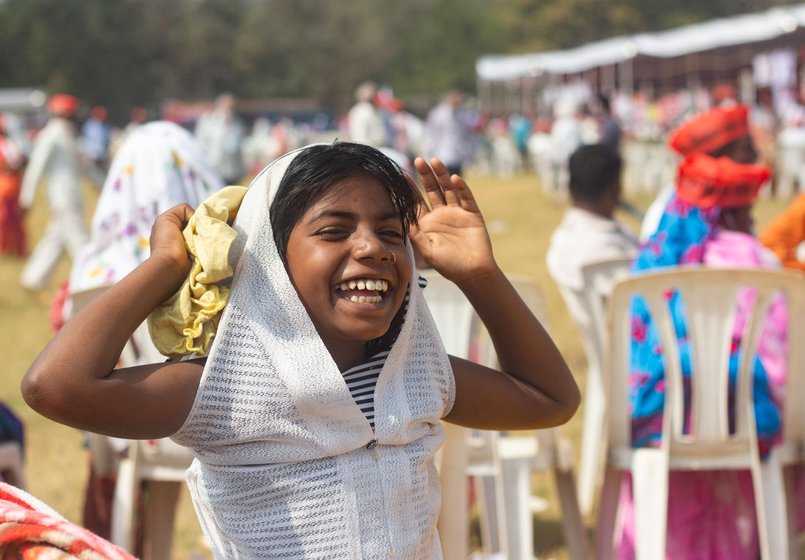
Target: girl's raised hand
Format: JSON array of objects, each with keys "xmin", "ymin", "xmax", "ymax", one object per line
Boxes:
[
  {"xmin": 148, "ymin": 203, "xmax": 195, "ymax": 283},
  {"xmin": 411, "ymin": 157, "xmax": 497, "ymax": 284}
]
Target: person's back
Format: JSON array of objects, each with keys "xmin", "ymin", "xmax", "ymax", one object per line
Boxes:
[{"xmin": 546, "ymin": 144, "xmax": 638, "ymax": 298}]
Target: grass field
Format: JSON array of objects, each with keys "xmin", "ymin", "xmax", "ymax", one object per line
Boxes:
[{"xmin": 0, "ymin": 170, "xmax": 792, "ymax": 559}]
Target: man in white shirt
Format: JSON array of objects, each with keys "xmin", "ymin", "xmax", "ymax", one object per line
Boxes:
[
  {"xmin": 425, "ymin": 90, "xmax": 472, "ymax": 176},
  {"xmin": 20, "ymin": 93, "xmax": 90, "ymax": 291},
  {"xmin": 546, "ymin": 143, "xmax": 638, "ymax": 295},
  {"xmin": 347, "ymin": 82, "xmax": 388, "ymax": 148},
  {"xmin": 195, "ymin": 93, "xmax": 246, "ymax": 185}
]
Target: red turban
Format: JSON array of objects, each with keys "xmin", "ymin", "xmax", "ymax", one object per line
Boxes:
[
  {"xmin": 676, "ymin": 153, "xmax": 770, "ymax": 209},
  {"xmin": 667, "ymin": 105, "xmax": 749, "ymax": 156},
  {"xmin": 47, "ymin": 94, "xmax": 80, "ymax": 117}
]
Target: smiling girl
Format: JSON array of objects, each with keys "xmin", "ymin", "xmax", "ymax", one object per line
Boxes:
[{"xmin": 22, "ymin": 142, "xmax": 579, "ymax": 559}]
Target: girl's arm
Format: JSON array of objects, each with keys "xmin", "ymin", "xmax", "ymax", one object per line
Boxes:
[
  {"xmin": 411, "ymin": 158, "xmax": 580, "ymax": 430},
  {"xmin": 21, "ymin": 204, "xmax": 204, "ymax": 439}
]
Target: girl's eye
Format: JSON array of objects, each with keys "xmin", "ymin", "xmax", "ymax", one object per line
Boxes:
[
  {"xmin": 317, "ymin": 228, "xmax": 349, "ymax": 240},
  {"xmin": 380, "ymin": 230, "xmax": 405, "ymax": 243}
]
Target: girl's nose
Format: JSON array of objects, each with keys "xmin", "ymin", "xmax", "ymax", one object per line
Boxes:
[{"xmin": 352, "ymin": 230, "xmax": 387, "ymax": 261}]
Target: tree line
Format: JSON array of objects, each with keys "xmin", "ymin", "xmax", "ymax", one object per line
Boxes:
[{"xmin": 0, "ymin": 0, "xmax": 798, "ymax": 122}]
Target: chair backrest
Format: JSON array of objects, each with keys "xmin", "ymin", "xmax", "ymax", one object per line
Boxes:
[
  {"xmin": 420, "ymin": 269, "xmax": 480, "ymax": 360},
  {"xmin": 606, "ymin": 267, "xmax": 805, "ymax": 456},
  {"xmin": 578, "ymin": 256, "xmax": 634, "ymax": 376},
  {"xmin": 474, "ymin": 274, "xmax": 549, "ymax": 370}
]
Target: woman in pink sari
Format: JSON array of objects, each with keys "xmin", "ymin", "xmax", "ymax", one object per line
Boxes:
[{"xmin": 617, "ymin": 152, "xmax": 803, "ymax": 559}]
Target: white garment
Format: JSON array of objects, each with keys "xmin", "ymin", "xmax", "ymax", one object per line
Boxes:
[
  {"xmin": 70, "ymin": 121, "xmax": 224, "ymax": 295},
  {"xmin": 347, "ymin": 101, "xmax": 387, "ymax": 147},
  {"xmin": 639, "ymin": 182, "xmax": 674, "ymax": 242},
  {"xmin": 19, "ymin": 117, "xmax": 89, "ymax": 290},
  {"xmin": 195, "ymin": 108, "xmax": 246, "ymax": 183},
  {"xmin": 171, "ymin": 147, "xmax": 455, "ymax": 559},
  {"xmin": 20, "ymin": 117, "xmax": 84, "ymax": 212},
  {"xmin": 425, "ymin": 102, "xmax": 470, "ymax": 169},
  {"xmin": 546, "ymin": 207, "xmax": 639, "ymax": 293}
]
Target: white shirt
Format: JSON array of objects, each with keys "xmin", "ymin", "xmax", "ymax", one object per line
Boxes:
[
  {"xmin": 347, "ymin": 101, "xmax": 387, "ymax": 147},
  {"xmin": 546, "ymin": 207, "xmax": 639, "ymax": 292},
  {"xmin": 19, "ymin": 118, "xmax": 84, "ymax": 212}
]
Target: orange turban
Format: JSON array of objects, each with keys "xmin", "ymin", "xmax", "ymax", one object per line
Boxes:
[
  {"xmin": 676, "ymin": 153, "xmax": 770, "ymax": 209},
  {"xmin": 668, "ymin": 105, "xmax": 749, "ymax": 156},
  {"xmin": 47, "ymin": 94, "xmax": 80, "ymax": 117}
]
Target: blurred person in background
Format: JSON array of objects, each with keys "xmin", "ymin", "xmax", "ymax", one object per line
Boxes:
[
  {"xmin": 640, "ymin": 104, "xmax": 760, "ymax": 241},
  {"xmin": 759, "ymin": 191, "xmax": 805, "ymax": 272},
  {"xmin": 347, "ymin": 81, "xmax": 388, "ymax": 148},
  {"xmin": 619, "ymin": 148, "xmax": 805, "ymax": 559},
  {"xmin": 19, "ymin": 93, "xmax": 90, "ymax": 292},
  {"xmin": 0, "ymin": 113, "xmax": 28, "ymax": 257},
  {"xmin": 195, "ymin": 93, "xmax": 246, "ymax": 185},
  {"xmin": 426, "ymin": 89, "xmax": 472, "ymax": 176},
  {"xmin": 546, "ymin": 143, "xmax": 638, "ymax": 299},
  {"xmin": 597, "ymin": 93, "xmax": 622, "ymax": 152},
  {"xmin": 548, "ymin": 100, "xmax": 582, "ymax": 196},
  {"xmin": 80, "ymin": 105, "xmax": 111, "ymax": 188}
]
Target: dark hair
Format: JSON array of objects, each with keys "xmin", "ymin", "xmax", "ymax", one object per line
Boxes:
[
  {"xmin": 568, "ymin": 144, "xmax": 622, "ymax": 204},
  {"xmin": 270, "ymin": 142, "xmax": 421, "ymax": 263}
]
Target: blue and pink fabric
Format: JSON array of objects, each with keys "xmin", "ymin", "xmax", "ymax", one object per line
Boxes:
[
  {"xmin": 616, "ymin": 193, "xmax": 801, "ymax": 559},
  {"xmin": 629, "ymin": 195, "xmax": 784, "ymax": 456}
]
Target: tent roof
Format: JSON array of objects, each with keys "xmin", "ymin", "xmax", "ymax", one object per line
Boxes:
[{"xmin": 477, "ymin": 4, "xmax": 805, "ymax": 81}]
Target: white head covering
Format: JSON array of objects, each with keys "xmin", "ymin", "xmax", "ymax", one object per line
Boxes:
[
  {"xmin": 69, "ymin": 121, "xmax": 224, "ymax": 294},
  {"xmin": 172, "ymin": 144, "xmax": 455, "ymax": 559}
]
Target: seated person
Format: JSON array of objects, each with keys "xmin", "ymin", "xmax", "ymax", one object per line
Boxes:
[
  {"xmin": 759, "ymin": 192, "xmax": 805, "ymax": 272},
  {"xmin": 546, "ymin": 143, "xmax": 639, "ymax": 316},
  {"xmin": 617, "ymin": 152, "xmax": 805, "ymax": 559},
  {"xmin": 641, "ymin": 104, "xmax": 760, "ymax": 241}
]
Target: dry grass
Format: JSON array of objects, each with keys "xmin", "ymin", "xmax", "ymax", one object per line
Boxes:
[{"xmin": 0, "ymin": 172, "xmax": 792, "ymax": 559}]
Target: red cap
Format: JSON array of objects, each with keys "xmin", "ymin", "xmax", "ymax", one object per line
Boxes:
[
  {"xmin": 668, "ymin": 105, "xmax": 749, "ymax": 156},
  {"xmin": 47, "ymin": 94, "xmax": 80, "ymax": 117},
  {"xmin": 676, "ymin": 153, "xmax": 770, "ymax": 209}
]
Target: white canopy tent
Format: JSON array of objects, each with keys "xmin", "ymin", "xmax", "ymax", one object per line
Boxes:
[{"xmin": 476, "ymin": 4, "xmax": 805, "ymax": 114}]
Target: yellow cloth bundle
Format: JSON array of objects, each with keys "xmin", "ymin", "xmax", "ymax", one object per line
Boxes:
[{"xmin": 148, "ymin": 185, "xmax": 248, "ymax": 357}]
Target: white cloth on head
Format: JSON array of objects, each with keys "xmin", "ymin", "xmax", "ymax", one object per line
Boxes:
[
  {"xmin": 170, "ymin": 145, "xmax": 455, "ymax": 559},
  {"xmin": 69, "ymin": 121, "xmax": 224, "ymax": 295}
]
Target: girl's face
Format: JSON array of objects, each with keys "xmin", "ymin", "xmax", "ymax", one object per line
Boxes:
[{"xmin": 285, "ymin": 173, "xmax": 412, "ymax": 369}]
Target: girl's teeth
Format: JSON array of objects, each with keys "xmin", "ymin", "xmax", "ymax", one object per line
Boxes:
[
  {"xmin": 337, "ymin": 280, "xmax": 389, "ymax": 292},
  {"xmin": 349, "ymin": 295, "xmax": 382, "ymax": 303}
]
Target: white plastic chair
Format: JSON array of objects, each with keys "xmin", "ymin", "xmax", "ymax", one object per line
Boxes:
[
  {"xmin": 566, "ymin": 256, "xmax": 633, "ymax": 515},
  {"xmin": 595, "ymin": 267, "xmax": 805, "ymax": 560},
  {"xmin": 424, "ymin": 270, "xmax": 588, "ymax": 560},
  {"xmin": 111, "ymin": 438, "xmax": 193, "ymax": 559}
]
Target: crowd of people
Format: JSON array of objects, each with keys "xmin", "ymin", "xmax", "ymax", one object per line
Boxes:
[{"xmin": 1, "ymin": 81, "xmax": 804, "ymax": 559}]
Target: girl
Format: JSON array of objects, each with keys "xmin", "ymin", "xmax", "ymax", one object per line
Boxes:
[{"xmin": 22, "ymin": 142, "xmax": 579, "ymax": 559}]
